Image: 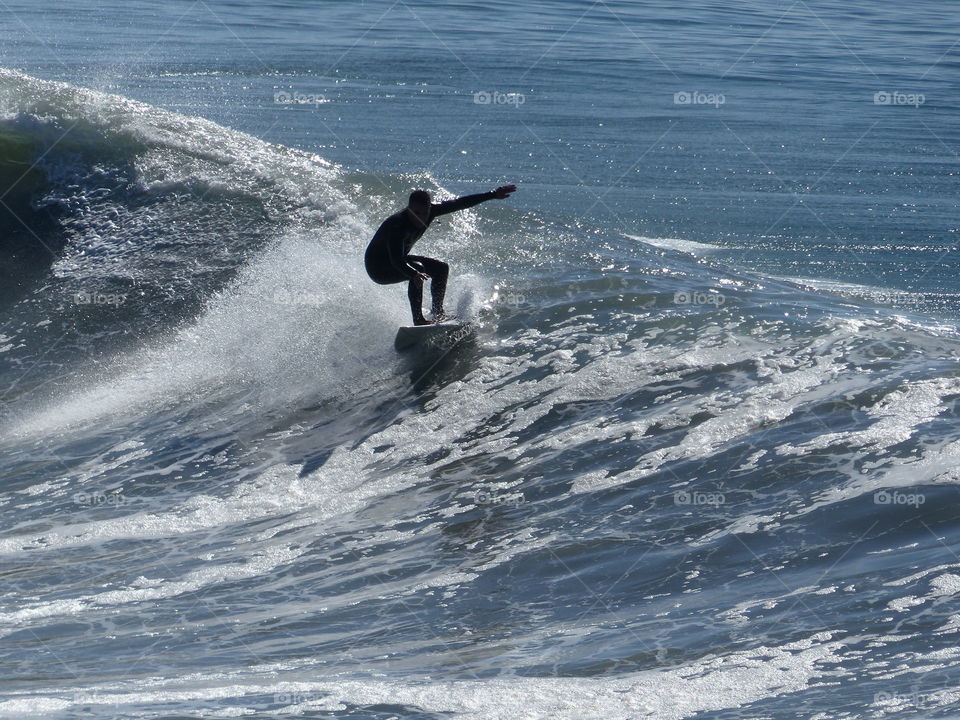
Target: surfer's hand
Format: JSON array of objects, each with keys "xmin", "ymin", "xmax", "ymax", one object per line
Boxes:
[{"xmin": 493, "ymin": 184, "xmax": 516, "ymax": 199}]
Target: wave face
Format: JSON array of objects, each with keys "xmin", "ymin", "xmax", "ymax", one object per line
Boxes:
[{"xmin": 3, "ymin": 70, "xmax": 960, "ymax": 720}]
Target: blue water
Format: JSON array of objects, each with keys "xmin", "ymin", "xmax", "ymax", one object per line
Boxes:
[{"xmin": 2, "ymin": 2, "xmax": 960, "ymax": 718}]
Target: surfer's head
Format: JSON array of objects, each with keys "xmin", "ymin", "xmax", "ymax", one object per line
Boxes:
[
  {"xmin": 408, "ymin": 189, "xmax": 431, "ymax": 208},
  {"xmin": 407, "ymin": 189, "xmax": 432, "ymax": 224}
]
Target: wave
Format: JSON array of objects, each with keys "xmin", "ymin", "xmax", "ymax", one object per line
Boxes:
[{"xmin": 0, "ymin": 71, "xmax": 464, "ymax": 420}]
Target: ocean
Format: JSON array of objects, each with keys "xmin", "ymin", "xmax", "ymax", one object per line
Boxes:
[{"xmin": 2, "ymin": 1, "xmax": 960, "ymax": 718}]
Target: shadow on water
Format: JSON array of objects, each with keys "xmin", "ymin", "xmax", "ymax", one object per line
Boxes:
[
  {"xmin": 288, "ymin": 333, "xmax": 481, "ymax": 478},
  {"xmin": 400, "ymin": 330, "xmax": 481, "ymax": 394}
]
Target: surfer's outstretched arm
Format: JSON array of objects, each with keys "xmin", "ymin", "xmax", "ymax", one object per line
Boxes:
[{"xmin": 431, "ymin": 184, "xmax": 517, "ymax": 217}]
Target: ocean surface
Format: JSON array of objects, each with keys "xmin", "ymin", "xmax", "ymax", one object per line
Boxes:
[{"xmin": 2, "ymin": 1, "xmax": 960, "ymax": 718}]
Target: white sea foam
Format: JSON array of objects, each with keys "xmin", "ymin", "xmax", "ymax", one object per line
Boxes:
[
  {"xmin": 1, "ymin": 633, "xmax": 844, "ymax": 719},
  {"xmin": 626, "ymin": 234, "xmax": 725, "ymax": 255}
]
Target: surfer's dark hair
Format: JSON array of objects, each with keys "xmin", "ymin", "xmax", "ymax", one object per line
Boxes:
[{"xmin": 409, "ymin": 189, "xmax": 431, "ymax": 205}]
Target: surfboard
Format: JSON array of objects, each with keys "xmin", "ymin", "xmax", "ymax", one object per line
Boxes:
[{"xmin": 394, "ymin": 320, "xmax": 475, "ymax": 352}]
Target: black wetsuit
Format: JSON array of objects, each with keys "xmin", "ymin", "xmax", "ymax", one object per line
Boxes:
[{"xmin": 364, "ymin": 191, "xmax": 496, "ymax": 284}]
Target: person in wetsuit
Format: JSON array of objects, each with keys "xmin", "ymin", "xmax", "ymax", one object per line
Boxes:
[{"xmin": 364, "ymin": 184, "xmax": 517, "ymax": 325}]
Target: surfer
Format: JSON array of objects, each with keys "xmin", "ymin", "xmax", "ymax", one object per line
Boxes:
[{"xmin": 364, "ymin": 184, "xmax": 517, "ymax": 325}]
